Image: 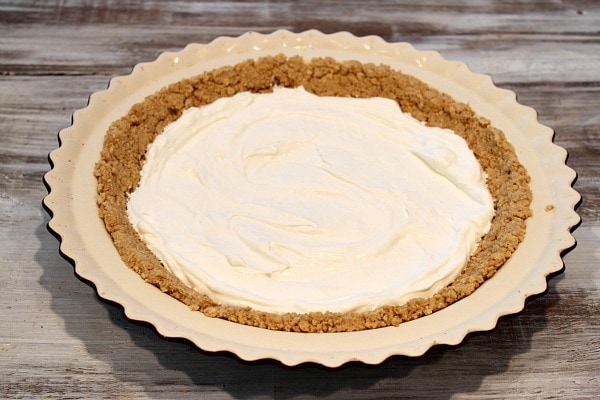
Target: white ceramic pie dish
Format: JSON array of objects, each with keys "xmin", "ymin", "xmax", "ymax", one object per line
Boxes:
[{"xmin": 43, "ymin": 30, "xmax": 580, "ymax": 367}]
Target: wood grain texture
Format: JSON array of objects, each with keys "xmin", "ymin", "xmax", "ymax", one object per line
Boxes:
[{"xmin": 1, "ymin": 1, "xmax": 598, "ymax": 398}]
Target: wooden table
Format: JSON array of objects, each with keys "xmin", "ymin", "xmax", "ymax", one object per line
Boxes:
[{"xmin": 1, "ymin": 1, "xmax": 598, "ymax": 398}]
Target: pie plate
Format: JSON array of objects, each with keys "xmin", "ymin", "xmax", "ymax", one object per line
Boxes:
[{"xmin": 43, "ymin": 30, "xmax": 580, "ymax": 367}]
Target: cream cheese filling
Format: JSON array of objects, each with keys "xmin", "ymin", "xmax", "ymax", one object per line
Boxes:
[{"xmin": 127, "ymin": 87, "xmax": 494, "ymax": 314}]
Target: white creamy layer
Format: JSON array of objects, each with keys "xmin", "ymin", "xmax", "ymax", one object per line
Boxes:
[{"xmin": 127, "ymin": 87, "xmax": 494, "ymax": 314}]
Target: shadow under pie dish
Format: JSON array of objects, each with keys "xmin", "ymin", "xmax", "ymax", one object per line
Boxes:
[{"xmin": 44, "ymin": 30, "xmax": 580, "ymax": 367}]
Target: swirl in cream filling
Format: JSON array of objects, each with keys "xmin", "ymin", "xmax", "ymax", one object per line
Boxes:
[{"xmin": 127, "ymin": 87, "xmax": 494, "ymax": 314}]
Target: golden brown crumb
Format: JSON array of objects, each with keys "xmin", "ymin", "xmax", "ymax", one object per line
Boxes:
[
  {"xmin": 546, "ymin": 204, "xmax": 555, "ymax": 211},
  {"xmin": 94, "ymin": 55, "xmax": 532, "ymax": 332}
]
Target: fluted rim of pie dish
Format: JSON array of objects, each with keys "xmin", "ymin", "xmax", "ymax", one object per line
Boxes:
[{"xmin": 43, "ymin": 29, "xmax": 580, "ymax": 367}]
